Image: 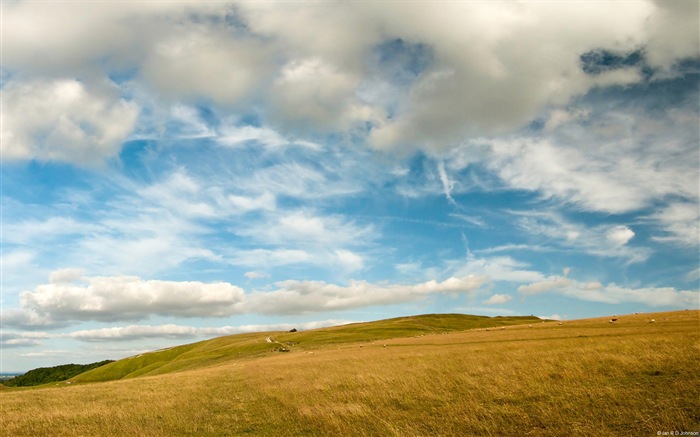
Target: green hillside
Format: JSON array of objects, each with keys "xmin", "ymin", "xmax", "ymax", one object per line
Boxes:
[
  {"xmin": 73, "ymin": 313, "xmax": 541, "ymax": 383},
  {"xmin": 3, "ymin": 360, "xmax": 113, "ymax": 387}
]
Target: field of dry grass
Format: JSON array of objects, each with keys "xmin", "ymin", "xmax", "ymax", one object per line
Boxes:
[{"xmin": 2, "ymin": 310, "xmax": 698, "ymax": 436}]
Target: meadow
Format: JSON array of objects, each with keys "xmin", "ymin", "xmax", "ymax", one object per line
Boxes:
[{"xmin": 1, "ymin": 311, "xmax": 698, "ymax": 436}]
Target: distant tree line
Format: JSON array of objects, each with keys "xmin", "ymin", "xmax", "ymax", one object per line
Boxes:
[{"xmin": 2, "ymin": 360, "xmax": 114, "ymax": 387}]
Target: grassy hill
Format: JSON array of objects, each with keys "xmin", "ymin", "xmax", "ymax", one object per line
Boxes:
[
  {"xmin": 71, "ymin": 313, "xmax": 541, "ymax": 383},
  {"xmin": 2, "ymin": 310, "xmax": 698, "ymax": 436}
]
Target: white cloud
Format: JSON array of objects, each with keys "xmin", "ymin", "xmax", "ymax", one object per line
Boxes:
[
  {"xmin": 49, "ymin": 268, "xmax": 85, "ymax": 284},
  {"xmin": 1, "ymin": 309, "xmax": 68, "ymax": 330},
  {"xmin": 14, "ymin": 275, "xmax": 246, "ymax": 324},
  {"xmin": 363, "ymin": 1, "xmax": 659, "ymax": 152},
  {"xmin": 226, "ymin": 211, "xmax": 372, "ymax": 274},
  {"xmin": 138, "ymin": 170, "xmax": 218, "ymax": 219},
  {"xmin": 1, "ymin": 78, "xmax": 139, "ymax": 166},
  {"xmin": 169, "ymin": 105, "xmax": 216, "ymax": 139},
  {"xmin": 0, "ymin": 331, "xmax": 48, "ymax": 348},
  {"xmin": 20, "ymin": 350, "xmax": 71, "ymax": 358},
  {"xmin": 518, "ymin": 276, "xmax": 574, "ymax": 295},
  {"xmin": 217, "ymin": 125, "xmax": 322, "ymax": 151},
  {"xmin": 64, "ymin": 319, "xmax": 355, "ymax": 342},
  {"xmin": 6, "ymin": 1, "xmax": 694, "ymax": 162},
  {"xmin": 512, "ymin": 211, "xmax": 650, "ymax": 264},
  {"xmin": 4, "ymin": 272, "xmax": 488, "ymax": 326},
  {"xmin": 268, "ymin": 57, "xmax": 375, "ymax": 132},
  {"xmin": 606, "ymin": 226, "xmax": 635, "ymax": 247},
  {"xmin": 518, "ymin": 276, "xmax": 697, "ymax": 307},
  {"xmin": 244, "ymin": 271, "xmax": 270, "ymax": 281},
  {"xmin": 483, "ymin": 294, "xmax": 512, "ymax": 305},
  {"xmin": 1, "ymin": 216, "xmax": 100, "ymax": 246},
  {"xmin": 219, "ymin": 125, "xmax": 285, "ymax": 148},
  {"xmin": 227, "ymin": 192, "xmax": 277, "ymax": 214},
  {"xmin": 481, "ymin": 86, "xmax": 699, "ymax": 215},
  {"xmin": 645, "ymin": 0, "xmax": 700, "ymax": 72},
  {"xmin": 236, "ymin": 210, "xmax": 374, "ymax": 248},
  {"xmin": 141, "ymin": 28, "xmax": 272, "ymax": 106},
  {"xmin": 229, "ymin": 249, "xmax": 314, "ymax": 269},
  {"xmin": 684, "ymin": 268, "xmax": 700, "ymax": 283},
  {"xmin": 247, "ymin": 275, "xmax": 488, "ymax": 315},
  {"xmin": 333, "ymin": 249, "xmax": 365, "ymax": 273},
  {"xmin": 649, "ymin": 202, "xmax": 700, "ymax": 247},
  {"xmin": 458, "ymin": 255, "xmax": 546, "ymax": 284},
  {"xmin": 437, "ymin": 161, "xmax": 457, "ymax": 206}
]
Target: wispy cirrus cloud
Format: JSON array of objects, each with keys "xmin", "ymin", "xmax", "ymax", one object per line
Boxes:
[
  {"xmin": 648, "ymin": 202, "xmax": 700, "ymax": 247},
  {"xmin": 510, "ymin": 210, "xmax": 651, "ymax": 264}
]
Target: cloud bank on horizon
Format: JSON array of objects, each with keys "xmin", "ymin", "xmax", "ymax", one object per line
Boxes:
[{"xmin": 1, "ymin": 1, "xmax": 698, "ymax": 371}]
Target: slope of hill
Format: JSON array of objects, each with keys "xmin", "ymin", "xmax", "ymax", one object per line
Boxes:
[
  {"xmin": 72, "ymin": 313, "xmax": 541, "ymax": 383},
  {"xmin": 2, "ymin": 311, "xmax": 697, "ymax": 436}
]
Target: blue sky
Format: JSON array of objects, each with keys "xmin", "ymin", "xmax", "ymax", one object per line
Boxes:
[{"xmin": 1, "ymin": 1, "xmax": 698, "ymax": 372}]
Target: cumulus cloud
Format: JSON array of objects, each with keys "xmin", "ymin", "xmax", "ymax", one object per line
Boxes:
[
  {"xmin": 518, "ymin": 276, "xmax": 697, "ymax": 307},
  {"xmin": 12, "ymin": 276, "xmax": 246, "ymax": 325},
  {"xmin": 4, "ymin": 1, "xmax": 697, "ymax": 165},
  {"xmin": 3, "ymin": 271, "xmax": 488, "ymax": 327},
  {"xmin": 1, "ymin": 78, "xmax": 139, "ymax": 166},
  {"xmin": 141, "ymin": 28, "xmax": 272, "ymax": 106}
]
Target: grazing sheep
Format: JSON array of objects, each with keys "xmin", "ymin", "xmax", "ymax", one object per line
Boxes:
[
  {"xmin": 609, "ymin": 318, "xmax": 618, "ymax": 323},
  {"xmin": 649, "ymin": 319, "xmax": 656, "ymax": 323},
  {"xmin": 558, "ymin": 322, "xmax": 563, "ymax": 326}
]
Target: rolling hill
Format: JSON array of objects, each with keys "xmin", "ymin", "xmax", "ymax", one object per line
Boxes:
[
  {"xmin": 71, "ymin": 313, "xmax": 541, "ymax": 382},
  {"xmin": 2, "ymin": 310, "xmax": 698, "ymax": 436}
]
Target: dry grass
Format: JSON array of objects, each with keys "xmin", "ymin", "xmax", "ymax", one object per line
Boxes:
[{"xmin": 2, "ymin": 310, "xmax": 698, "ymax": 436}]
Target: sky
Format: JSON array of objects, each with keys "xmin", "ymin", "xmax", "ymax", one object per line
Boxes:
[{"xmin": 1, "ymin": 1, "xmax": 698, "ymax": 373}]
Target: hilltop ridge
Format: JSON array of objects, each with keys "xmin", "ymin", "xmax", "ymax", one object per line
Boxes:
[{"xmin": 71, "ymin": 313, "xmax": 541, "ymax": 383}]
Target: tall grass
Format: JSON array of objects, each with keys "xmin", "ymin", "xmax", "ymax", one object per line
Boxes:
[{"xmin": 2, "ymin": 310, "xmax": 698, "ymax": 436}]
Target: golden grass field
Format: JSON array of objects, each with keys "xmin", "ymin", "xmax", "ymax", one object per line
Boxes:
[{"xmin": 1, "ymin": 310, "xmax": 698, "ymax": 436}]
